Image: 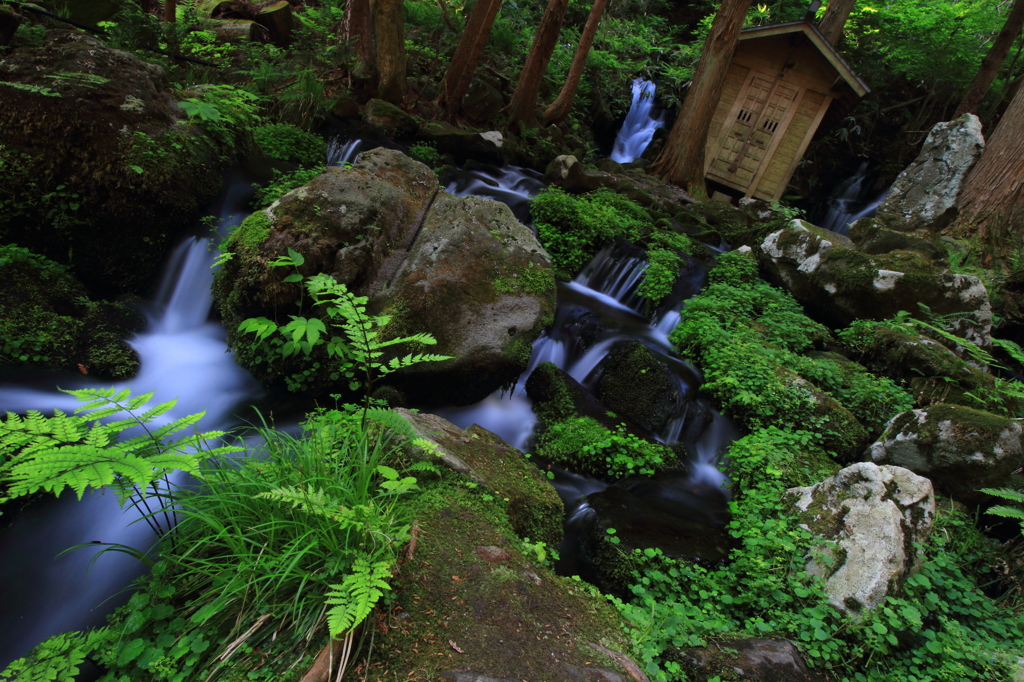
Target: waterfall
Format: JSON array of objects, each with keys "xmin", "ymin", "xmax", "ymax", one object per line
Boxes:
[
  {"xmin": 818, "ymin": 161, "xmax": 888, "ymax": 236},
  {"xmin": 0, "ymin": 175, "xmax": 262, "ymax": 670},
  {"xmin": 610, "ymin": 79, "xmax": 663, "ymax": 164}
]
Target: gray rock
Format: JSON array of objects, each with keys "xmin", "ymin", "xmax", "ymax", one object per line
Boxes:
[
  {"xmin": 678, "ymin": 638, "xmax": 811, "ymax": 681},
  {"xmin": 785, "ymin": 462, "xmax": 935, "ymax": 614},
  {"xmin": 543, "ymin": 154, "xmax": 580, "ymax": 184},
  {"xmin": 378, "ymin": 191, "xmax": 556, "ymax": 405},
  {"xmin": 873, "ymin": 114, "xmax": 985, "ymax": 232},
  {"xmin": 760, "ymin": 220, "xmax": 992, "ymax": 347},
  {"xmin": 869, "ymin": 405, "xmax": 1024, "ymax": 505}
]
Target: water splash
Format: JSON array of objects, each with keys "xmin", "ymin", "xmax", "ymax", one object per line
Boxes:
[{"xmin": 610, "ymin": 79, "xmax": 663, "ymax": 164}]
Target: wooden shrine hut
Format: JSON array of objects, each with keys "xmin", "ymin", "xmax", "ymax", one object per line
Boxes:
[{"xmin": 704, "ymin": 20, "xmax": 869, "ymax": 202}]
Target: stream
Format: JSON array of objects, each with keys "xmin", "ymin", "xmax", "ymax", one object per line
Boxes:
[{"xmin": 0, "ymin": 81, "xmax": 731, "ymax": 668}]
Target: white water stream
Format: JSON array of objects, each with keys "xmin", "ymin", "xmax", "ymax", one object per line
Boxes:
[
  {"xmin": 818, "ymin": 161, "xmax": 889, "ymax": 235},
  {"xmin": 610, "ymin": 79, "xmax": 663, "ymax": 163},
  {"xmin": 0, "ymin": 177, "xmax": 261, "ymax": 669}
]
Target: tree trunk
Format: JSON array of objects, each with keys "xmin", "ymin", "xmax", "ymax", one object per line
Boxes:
[
  {"xmin": 954, "ymin": 0, "xmax": 1024, "ymax": 118},
  {"xmin": 164, "ymin": 0, "xmax": 176, "ymax": 23},
  {"xmin": 371, "ymin": 0, "xmax": 407, "ymax": 104},
  {"xmin": 649, "ymin": 0, "xmax": 752, "ymax": 197},
  {"xmin": 953, "ymin": 83, "xmax": 1024, "ymax": 261},
  {"xmin": 441, "ymin": 0, "xmax": 503, "ymax": 119},
  {"xmin": 506, "ymin": 0, "xmax": 570, "ymax": 131},
  {"xmin": 543, "ymin": 0, "xmax": 609, "ymax": 126},
  {"xmin": 344, "ymin": 0, "xmax": 376, "ymax": 80},
  {"xmin": 817, "ymin": 0, "xmax": 855, "ymax": 45}
]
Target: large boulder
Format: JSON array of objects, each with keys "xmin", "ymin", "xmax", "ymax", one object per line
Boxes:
[
  {"xmin": 760, "ymin": 220, "xmax": 992, "ymax": 346},
  {"xmin": 872, "ymin": 114, "xmax": 985, "ymax": 232},
  {"xmin": 868, "ymin": 405, "xmax": 1024, "ymax": 505},
  {"xmin": 597, "ymin": 341, "xmax": 685, "ymax": 435},
  {"xmin": 0, "ymin": 30, "xmax": 237, "ymax": 295},
  {"xmin": 673, "ymin": 639, "xmax": 813, "ymax": 682},
  {"xmin": 213, "ymin": 148, "xmax": 556, "ymax": 405},
  {"xmin": 785, "ymin": 462, "xmax": 935, "ymax": 614}
]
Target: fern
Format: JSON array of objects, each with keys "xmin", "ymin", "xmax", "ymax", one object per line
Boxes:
[
  {"xmin": 0, "ymin": 388, "xmax": 240, "ymax": 536},
  {"xmin": 994, "ymin": 338, "xmax": 1024, "ymax": 368},
  {"xmin": 324, "ymin": 558, "xmax": 393, "ymax": 636},
  {"xmin": 980, "ymin": 487, "xmax": 1024, "ymax": 535}
]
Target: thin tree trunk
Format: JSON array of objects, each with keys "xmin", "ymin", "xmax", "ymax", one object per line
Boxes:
[
  {"xmin": 441, "ymin": 0, "xmax": 503, "ymax": 118},
  {"xmin": 344, "ymin": 0, "xmax": 376, "ymax": 81},
  {"xmin": 543, "ymin": 0, "xmax": 609, "ymax": 126},
  {"xmin": 649, "ymin": 0, "xmax": 752, "ymax": 197},
  {"xmin": 164, "ymin": 0, "xmax": 176, "ymax": 23},
  {"xmin": 371, "ymin": 0, "xmax": 407, "ymax": 104},
  {"xmin": 953, "ymin": 82, "xmax": 1024, "ymax": 260},
  {"xmin": 954, "ymin": 0, "xmax": 1024, "ymax": 118},
  {"xmin": 507, "ymin": 0, "xmax": 570, "ymax": 131},
  {"xmin": 817, "ymin": 0, "xmax": 856, "ymax": 45}
]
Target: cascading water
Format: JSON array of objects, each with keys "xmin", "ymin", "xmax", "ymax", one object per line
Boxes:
[
  {"xmin": 0, "ymin": 176, "xmax": 262, "ymax": 669},
  {"xmin": 817, "ymin": 161, "xmax": 889, "ymax": 235},
  {"xmin": 610, "ymin": 79, "xmax": 663, "ymax": 164}
]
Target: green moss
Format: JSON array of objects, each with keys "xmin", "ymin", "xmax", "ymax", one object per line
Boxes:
[
  {"xmin": 504, "ymin": 337, "xmax": 533, "ymax": 366},
  {"xmin": 225, "ymin": 210, "xmax": 272, "ymax": 256},
  {"xmin": 493, "ymin": 261, "xmax": 555, "ymax": 296}
]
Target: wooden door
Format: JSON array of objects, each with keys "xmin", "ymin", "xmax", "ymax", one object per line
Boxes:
[{"xmin": 706, "ymin": 70, "xmax": 803, "ymax": 194}]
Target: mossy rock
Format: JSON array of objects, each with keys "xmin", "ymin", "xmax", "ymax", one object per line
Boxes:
[
  {"xmin": 0, "ymin": 245, "xmax": 143, "ymax": 378},
  {"xmin": 760, "ymin": 221, "xmax": 992, "ymax": 344},
  {"xmin": 372, "ymin": 483, "xmax": 641, "ymax": 682},
  {"xmin": 214, "ymin": 148, "xmax": 555, "ymax": 404},
  {"xmin": 395, "ymin": 408, "xmax": 563, "ymax": 547},
  {"xmin": 363, "ymin": 98, "xmax": 419, "ymax": 138},
  {"xmin": 869, "ymin": 405, "xmax": 1024, "ymax": 505},
  {"xmin": 597, "ymin": 341, "xmax": 682, "ymax": 434},
  {"xmin": 0, "ymin": 30, "xmax": 242, "ymax": 295}
]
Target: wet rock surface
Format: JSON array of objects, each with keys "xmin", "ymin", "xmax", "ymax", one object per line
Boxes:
[
  {"xmin": 785, "ymin": 462, "xmax": 935, "ymax": 614},
  {"xmin": 869, "ymin": 405, "xmax": 1024, "ymax": 505}
]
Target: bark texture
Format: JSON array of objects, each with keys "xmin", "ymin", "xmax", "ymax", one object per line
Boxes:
[
  {"xmin": 817, "ymin": 0, "xmax": 856, "ymax": 45},
  {"xmin": 543, "ymin": 0, "xmax": 609, "ymax": 126},
  {"xmin": 441, "ymin": 0, "xmax": 503, "ymax": 118},
  {"xmin": 507, "ymin": 0, "xmax": 569, "ymax": 130},
  {"xmin": 954, "ymin": 0, "xmax": 1024, "ymax": 118},
  {"xmin": 649, "ymin": 0, "xmax": 752, "ymax": 196},
  {"xmin": 371, "ymin": 0, "xmax": 406, "ymax": 104},
  {"xmin": 344, "ymin": 0, "xmax": 376, "ymax": 80},
  {"xmin": 952, "ymin": 83, "xmax": 1024, "ymax": 261}
]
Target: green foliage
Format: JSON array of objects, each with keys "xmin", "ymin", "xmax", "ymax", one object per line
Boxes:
[
  {"xmin": 981, "ymin": 487, "xmax": 1024, "ymax": 536},
  {"xmin": 4, "ymin": 406, "xmax": 424, "ymax": 681},
  {"xmin": 535, "ymin": 417, "xmax": 672, "ymax": 479},
  {"xmin": 408, "ymin": 141, "xmax": 442, "ymax": 167},
  {"xmin": 0, "ymin": 388, "xmax": 237, "ymax": 508},
  {"xmin": 616, "ymin": 426, "xmax": 1024, "ymax": 681},
  {"xmin": 176, "ymin": 84, "xmax": 261, "ymax": 149},
  {"xmin": 531, "ymin": 187, "xmax": 651, "ymax": 275},
  {"xmin": 236, "ymin": 262, "xmax": 450, "ymax": 396},
  {"xmin": 253, "ymin": 124, "xmax": 326, "ymax": 166},
  {"xmin": 251, "ymin": 167, "xmax": 326, "ymax": 209}
]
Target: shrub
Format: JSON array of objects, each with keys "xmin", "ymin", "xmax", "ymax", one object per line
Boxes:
[{"xmin": 253, "ymin": 123, "xmax": 327, "ymax": 166}]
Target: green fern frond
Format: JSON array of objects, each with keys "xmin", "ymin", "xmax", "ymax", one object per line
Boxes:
[
  {"xmin": 362, "ymin": 408, "xmax": 418, "ymax": 439},
  {"xmin": 325, "ymin": 558, "xmax": 393, "ymax": 636},
  {"xmin": 994, "ymin": 338, "xmax": 1024, "ymax": 368}
]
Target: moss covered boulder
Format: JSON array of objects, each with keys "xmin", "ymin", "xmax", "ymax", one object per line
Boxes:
[
  {"xmin": 214, "ymin": 148, "xmax": 555, "ymax": 405},
  {"xmin": 0, "ymin": 244, "xmax": 143, "ymax": 378},
  {"xmin": 0, "ymin": 30, "xmax": 241, "ymax": 295},
  {"xmin": 394, "ymin": 408, "xmax": 563, "ymax": 547},
  {"xmin": 785, "ymin": 462, "xmax": 935, "ymax": 614},
  {"xmin": 869, "ymin": 405, "xmax": 1024, "ymax": 505},
  {"xmin": 760, "ymin": 220, "xmax": 992, "ymax": 346},
  {"xmin": 597, "ymin": 341, "xmax": 683, "ymax": 435}
]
